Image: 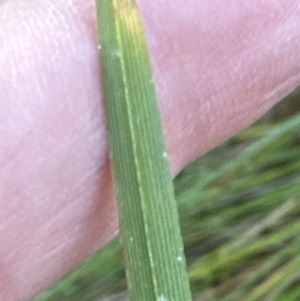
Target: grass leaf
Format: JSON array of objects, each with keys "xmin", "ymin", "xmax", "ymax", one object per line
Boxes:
[{"xmin": 96, "ymin": 1, "xmax": 192, "ymax": 300}]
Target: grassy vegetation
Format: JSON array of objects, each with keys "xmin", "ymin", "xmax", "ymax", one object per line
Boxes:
[{"xmin": 33, "ymin": 86, "xmax": 300, "ymax": 301}]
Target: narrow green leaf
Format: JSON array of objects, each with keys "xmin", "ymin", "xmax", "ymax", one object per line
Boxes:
[{"xmin": 96, "ymin": 1, "xmax": 192, "ymax": 301}]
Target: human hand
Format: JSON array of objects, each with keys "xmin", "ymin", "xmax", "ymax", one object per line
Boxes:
[{"xmin": 0, "ymin": 0, "xmax": 299, "ymax": 300}]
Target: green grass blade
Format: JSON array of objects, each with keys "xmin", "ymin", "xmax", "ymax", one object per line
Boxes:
[
  {"xmin": 96, "ymin": 1, "xmax": 192, "ymax": 301},
  {"xmin": 243, "ymin": 254, "xmax": 300, "ymax": 301}
]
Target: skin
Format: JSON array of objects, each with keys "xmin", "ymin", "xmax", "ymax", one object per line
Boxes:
[{"xmin": 0, "ymin": 0, "xmax": 299, "ymax": 300}]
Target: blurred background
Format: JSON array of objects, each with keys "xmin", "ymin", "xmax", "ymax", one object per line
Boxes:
[{"xmin": 33, "ymin": 86, "xmax": 300, "ymax": 301}]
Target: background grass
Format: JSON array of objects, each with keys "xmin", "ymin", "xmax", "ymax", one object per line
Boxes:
[{"xmin": 33, "ymin": 86, "xmax": 300, "ymax": 301}]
